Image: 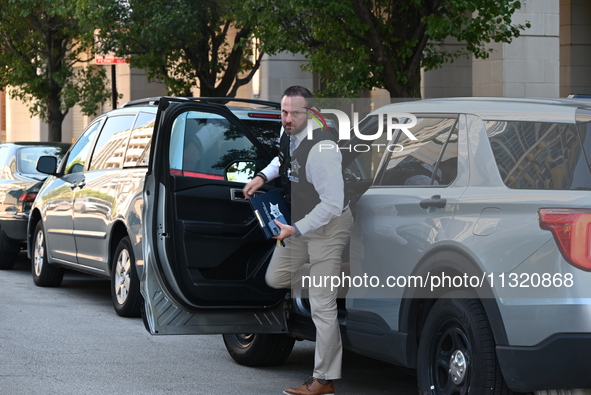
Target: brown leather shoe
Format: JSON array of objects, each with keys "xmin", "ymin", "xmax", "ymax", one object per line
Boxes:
[{"xmin": 283, "ymin": 377, "xmax": 335, "ymax": 395}]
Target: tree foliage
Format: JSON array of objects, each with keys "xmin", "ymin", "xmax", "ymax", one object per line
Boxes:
[
  {"xmin": 87, "ymin": 0, "xmax": 263, "ymax": 97},
  {"xmin": 249, "ymin": 0, "xmax": 531, "ymax": 98},
  {"xmin": 0, "ymin": 0, "xmax": 112, "ymax": 141}
]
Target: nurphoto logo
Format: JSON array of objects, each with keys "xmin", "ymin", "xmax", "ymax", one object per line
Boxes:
[
  {"xmin": 307, "ymin": 108, "xmax": 417, "ymax": 141},
  {"xmin": 305, "ymin": 105, "xmax": 418, "ymax": 153}
]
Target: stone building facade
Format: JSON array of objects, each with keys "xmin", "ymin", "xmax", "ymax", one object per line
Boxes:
[{"xmin": 0, "ymin": 0, "xmax": 589, "ymax": 143}]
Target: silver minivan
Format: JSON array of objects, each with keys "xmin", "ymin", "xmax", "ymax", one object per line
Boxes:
[
  {"xmin": 139, "ymin": 97, "xmax": 591, "ymax": 393},
  {"xmin": 28, "ymin": 97, "xmax": 283, "ymax": 317}
]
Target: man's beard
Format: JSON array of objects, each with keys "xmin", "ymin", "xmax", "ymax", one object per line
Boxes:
[{"xmin": 284, "ymin": 123, "xmax": 306, "ymax": 135}]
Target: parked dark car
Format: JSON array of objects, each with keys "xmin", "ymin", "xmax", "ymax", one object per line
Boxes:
[{"xmin": 0, "ymin": 142, "xmax": 69, "ymax": 270}]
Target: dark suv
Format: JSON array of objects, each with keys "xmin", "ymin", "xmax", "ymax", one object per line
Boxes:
[
  {"xmin": 139, "ymin": 97, "xmax": 591, "ymax": 394},
  {"xmin": 29, "ymin": 97, "xmax": 283, "ymax": 317}
]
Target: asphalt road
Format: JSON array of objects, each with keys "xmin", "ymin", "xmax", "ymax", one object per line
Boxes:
[{"xmin": 0, "ymin": 252, "xmax": 418, "ymax": 395}]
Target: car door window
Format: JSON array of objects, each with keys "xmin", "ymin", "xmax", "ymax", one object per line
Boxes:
[
  {"xmin": 170, "ymin": 111, "xmax": 270, "ymax": 179},
  {"xmin": 64, "ymin": 120, "xmax": 102, "ymax": 175},
  {"xmin": 377, "ymin": 117, "xmax": 458, "ymax": 186},
  {"xmin": 124, "ymin": 112, "xmax": 155, "ymax": 167},
  {"xmin": 487, "ymin": 120, "xmax": 591, "ymax": 190},
  {"xmin": 89, "ymin": 115, "xmax": 136, "ymax": 171},
  {"xmin": 241, "ymin": 119, "xmax": 282, "ymax": 158}
]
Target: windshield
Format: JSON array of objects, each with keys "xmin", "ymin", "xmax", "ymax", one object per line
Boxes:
[{"xmin": 17, "ymin": 146, "xmax": 67, "ymax": 175}]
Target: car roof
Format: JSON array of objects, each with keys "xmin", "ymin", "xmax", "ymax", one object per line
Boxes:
[
  {"xmin": 122, "ymin": 96, "xmax": 281, "ymax": 110},
  {"xmin": 0, "ymin": 141, "xmax": 70, "ymax": 149},
  {"xmin": 372, "ymin": 97, "xmax": 591, "ymax": 123},
  {"xmin": 117, "ymin": 97, "xmax": 281, "ymax": 121}
]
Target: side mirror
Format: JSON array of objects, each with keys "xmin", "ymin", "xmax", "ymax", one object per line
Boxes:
[
  {"xmin": 225, "ymin": 160, "xmax": 256, "ymax": 183},
  {"xmin": 36, "ymin": 156, "xmax": 58, "ymax": 176}
]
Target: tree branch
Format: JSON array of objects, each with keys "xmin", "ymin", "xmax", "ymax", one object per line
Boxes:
[
  {"xmin": 352, "ymin": 0, "xmax": 399, "ymax": 95},
  {"xmin": 229, "ymin": 48, "xmax": 264, "ymax": 97},
  {"xmin": 215, "ymin": 25, "xmax": 251, "ymax": 96}
]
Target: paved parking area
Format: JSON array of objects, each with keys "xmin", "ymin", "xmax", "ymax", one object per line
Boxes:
[{"xmin": 0, "ymin": 253, "xmax": 417, "ymax": 394}]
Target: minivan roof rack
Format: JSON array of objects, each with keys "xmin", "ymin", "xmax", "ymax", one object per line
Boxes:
[
  {"xmin": 188, "ymin": 97, "xmax": 280, "ymax": 109},
  {"xmin": 121, "ymin": 96, "xmax": 280, "ymax": 109},
  {"xmin": 121, "ymin": 97, "xmax": 164, "ymax": 107}
]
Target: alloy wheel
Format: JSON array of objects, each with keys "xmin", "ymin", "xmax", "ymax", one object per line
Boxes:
[
  {"xmin": 114, "ymin": 248, "xmax": 131, "ymax": 305},
  {"xmin": 33, "ymin": 229, "xmax": 45, "ymax": 277}
]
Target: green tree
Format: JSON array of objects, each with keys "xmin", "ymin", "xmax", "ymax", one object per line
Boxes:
[
  {"xmin": 250, "ymin": 0, "xmax": 530, "ymax": 98},
  {"xmin": 88, "ymin": 0, "xmax": 262, "ymax": 97},
  {"xmin": 0, "ymin": 0, "xmax": 112, "ymax": 142}
]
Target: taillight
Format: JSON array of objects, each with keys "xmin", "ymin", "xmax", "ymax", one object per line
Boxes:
[
  {"xmin": 539, "ymin": 208, "xmax": 591, "ymax": 271},
  {"xmin": 19, "ymin": 192, "xmax": 38, "ymax": 202}
]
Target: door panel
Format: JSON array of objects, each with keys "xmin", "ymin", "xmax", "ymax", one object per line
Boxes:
[
  {"xmin": 142, "ymin": 100, "xmax": 287, "ymax": 335},
  {"xmin": 347, "ymin": 115, "xmax": 465, "ymax": 340},
  {"xmin": 73, "ymin": 114, "xmax": 135, "ymax": 271},
  {"xmin": 169, "ymin": 177, "xmax": 283, "ymax": 303},
  {"xmin": 40, "ymin": 174, "xmax": 80, "ymax": 263},
  {"xmin": 142, "ymin": 243, "xmax": 287, "ymax": 335},
  {"xmin": 42, "ymin": 118, "xmax": 103, "ymax": 264},
  {"xmin": 164, "ymin": 108, "xmax": 283, "ymax": 305},
  {"xmin": 72, "ymin": 169, "xmax": 120, "ymax": 271}
]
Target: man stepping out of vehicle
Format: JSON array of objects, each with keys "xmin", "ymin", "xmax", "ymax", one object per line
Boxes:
[{"xmin": 243, "ymin": 85, "xmax": 352, "ymax": 395}]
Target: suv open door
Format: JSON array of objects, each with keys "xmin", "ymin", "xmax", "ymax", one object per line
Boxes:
[{"xmin": 141, "ymin": 98, "xmax": 288, "ymax": 335}]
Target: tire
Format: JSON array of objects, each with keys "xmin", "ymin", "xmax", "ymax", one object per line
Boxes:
[
  {"xmin": 31, "ymin": 221, "xmax": 64, "ymax": 287},
  {"xmin": 0, "ymin": 227, "xmax": 20, "ymax": 270},
  {"xmin": 417, "ymin": 292, "xmax": 512, "ymax": 395},
  {"xmin": 223, "ymin": 333, "xmax": 295, "ymax": 367},
  {"xmin": 111, "ymin": 236, "xmax": 141, "ymax": 317}
]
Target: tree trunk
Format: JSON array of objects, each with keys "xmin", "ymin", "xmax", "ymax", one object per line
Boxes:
[
  {"xmin": 381, "ymin": 64, "xmax": 422, "ymax": 99},
  {"xmin": 47, "ymin": 100, "xmax": 64, "ymax": 142},
  {"xmin": 197, "ymin": 79, "xmax": 216, "ymax": 97},
  {"xmin": 384, "ymin": 68, "xmax": 421, "ymax": 99},
  {"xmin": 352, "ymin": 0, "xmax": 423, "ymax": 99},
  {"xmin": 45, "ymin": 26, "xmax": 66, "ymax": 142},
  {"xmin": 47, "ymin": 90, "xmax": 65, "ymax": 142}
]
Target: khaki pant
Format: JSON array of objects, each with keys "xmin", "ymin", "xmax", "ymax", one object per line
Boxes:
[{"xmin": 266, "ymin": 208, "xmax": 353, "ymax": 380}]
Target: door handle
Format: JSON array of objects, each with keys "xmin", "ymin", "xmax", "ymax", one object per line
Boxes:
[
  {"xmin": 420, "ymin": 195, "xmax": 447, "ymax": 209},
  {"xmin": 69, "ymin": 178, "xmax": 86, "ymax": 190},
  {"xmin": 230, "ymin": 188, "xmax": 247, "ymax": 201},
  {"xmin": 230, "ymin": 188, "xmax": 263, "ymax": 201}
]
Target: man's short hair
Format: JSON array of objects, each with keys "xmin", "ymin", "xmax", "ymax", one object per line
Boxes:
[{"xmin": 282, "ymin": 85, "xmax": 313, "ymax": 107}]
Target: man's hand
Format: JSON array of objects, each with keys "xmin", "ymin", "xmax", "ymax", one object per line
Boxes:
[
  {"xmin": 272, "ymin": 220, "xmax": 296, "ymax": 241},
  {"xmin": 242, "ymin": 176, "xmax": 265, "ymax": 199}
]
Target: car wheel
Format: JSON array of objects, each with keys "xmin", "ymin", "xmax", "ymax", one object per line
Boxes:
[
  {"xmin": 417, "ymin": 291, "xmax": 511, "ymax": 394},
  {"xmin": 111, "ymin": 236, "xmax": 141, "ymax": 317},
  {"xmin": 0, "ymin": 227, "xmax": 20, "ymax": 270},
  {"xmin": 223, "ymin": 333, "xmax": 295, "ymax": 367},
  {"xmin": 31, "ymin": 221, "xmax": 64, "ymax": 287}
]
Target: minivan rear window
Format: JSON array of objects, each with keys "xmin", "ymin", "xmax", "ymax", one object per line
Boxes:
[{"xmin": 486, "ymin": 120, "xmax": 591, "ymax": 190}]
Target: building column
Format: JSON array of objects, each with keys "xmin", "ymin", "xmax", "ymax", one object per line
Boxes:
[
  {"xmin": 473, "ymin": 0, "xmax": 560, "ymax": 98},
  {"xmin": 0, "ymin": 90, "xmax": 5, "ymax": 142},
  {"xmin": 422, "ymin": 39, "xmax": 474, "ymax": 99},
  {"xmin": 560, "ymin": 0, "xmax": 591, "ymax": 97}
]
